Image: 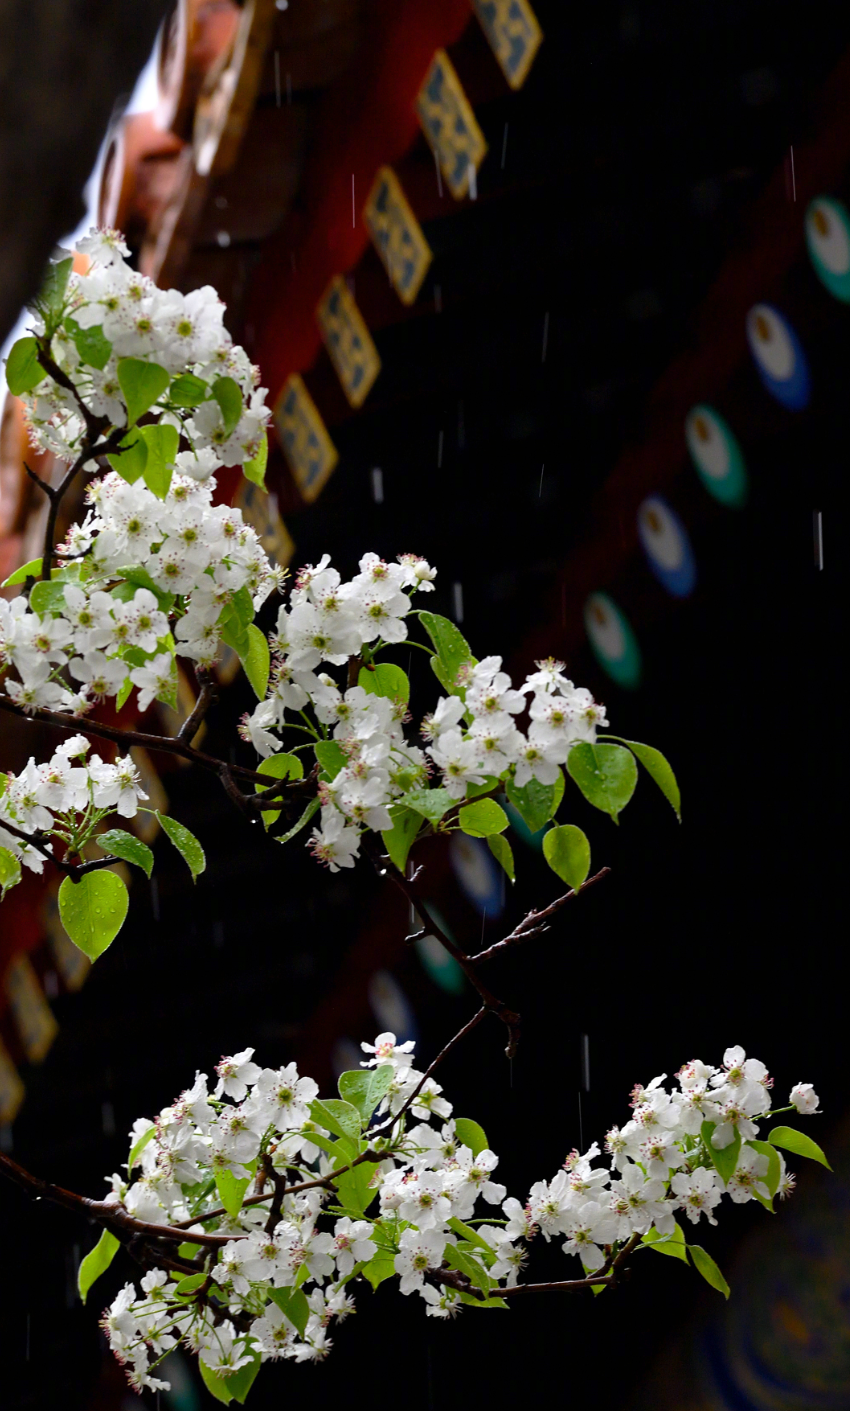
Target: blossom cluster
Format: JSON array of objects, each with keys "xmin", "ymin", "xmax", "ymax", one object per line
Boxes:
[
  {"xmin": 99, "ymin": 1037, "xmax": 820, "ymax": 1392},
  {"xmin": 0, "ymin": 451, "xmax": 287, "ymax": 712},
  {"xmin": 19, "ymin": 228, "xmax": 269, "ymax": 468},
  {"xmin": 0, "ymin": 735, "xmax": 146, "ymax": 875},
  {"xmin": 239, "ymin": 553, "xmax": 610, "ymax": 873}
]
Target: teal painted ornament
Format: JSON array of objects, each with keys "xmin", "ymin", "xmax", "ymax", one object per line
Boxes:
[
  {"xmin": 415, "ymin": 922, "xmax": 466, "ymax": 996},
  {"xmin": 685, "ymin": 404, "xmax": 748, "ymax": 508},
  {"xmin": 583, "ymin": 592, "xmax": 641, "ymax": 689},
  {"xmin": 805, "ymin": 196, "xmax": 850, "ymax": 303}
]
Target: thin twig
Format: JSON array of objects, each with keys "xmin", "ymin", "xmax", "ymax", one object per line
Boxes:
[
  {"xmin": 23, "ymin": 462, "xmax": 57, "ymax": 500},
  {"xmin": 366, "ymin": 840, "xmax": 522, "ymax": 1056},
  {"xmin": 0, "ymin": 820, "xmax": 117, "ymax": 878},
  {"xmin": 474, "ymin": 867, "xmax": 611, "ymax": 964},
  {"xmin": 372, "ymin": 1007, "xmax": 488, "ymax": 1136}
]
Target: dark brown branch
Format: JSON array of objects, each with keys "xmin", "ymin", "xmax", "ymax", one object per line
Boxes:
[
  {"xmin": 178, "ymin": 668, "xmax": 217, "ymax": 743},
  {"xmin": 0, "ymin": 692, "xmax": 294, "ymax": 788},
  {"xmin": 0, "ymin": 1148, "xmax": 240, "ymax": 1247},
  {"xmin": 172, "ymin": 1148, "xmax": 389, "ymax": 1230},
  {"xmin": 40, "ymin": 427, "xmax": 127, "ymax": 581},
  {"xmin": 474, "ymin": 867, "xmax": 611, "ymax": 964},
  {"xmin": 35, "ymin": 342, "xmax": 109, "ymax": 443},
  {"xmin": 366, "ymin": 840, "xmax": 523, "ymax": 1057},
  {"xmin": 23, "ymin": 461, "xmax": 57, "ymax": 501}
]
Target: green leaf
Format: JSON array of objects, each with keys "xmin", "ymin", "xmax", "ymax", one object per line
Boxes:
[
  {"xmin": 505, "ymin": 776, "xmax": 555, "ymax": 834},
  {"xmin": 334, "ymin": 1159, "xmax": 377, "ymax": 1216},
  {"xmin": 0, "ymin": 846, "xmax": 22, "ymax": 899},
  {"xmin": 157, "ymin": 812, "xmax": 205, "ymax": 882},
  {"xmin": 454, "ymin": 1118, "xmax": 488, "ymax": 1158},
  {"xmin": 362, "ymin": 1252, "xmax": 396, "ymax": 1290},
  {"xmin": 58, "ymin": 871, "xmax": 129, "ymax": 960},
  {"xmin": 487, "ymin": 833, "xmax": 515, "ymax": 882},
  {"xmin": 106, "ymin": 430, "xmax": 147, "ymax": 484},
  {"xmin": 444, "ymin": 1244, "xmax": 492, "ymax": 1293},
  {"xmin": 225, "ymin": 1351, "xmax": 262, "ymax": 1405},
  {"xmin": 458, "ymin": 1290, "xmax": 509, "ymax": 1309},
  {"xmin": 548, "ymin": 766, "xmax": 565, "ymax": 819},
  {"xmin": 230, "ymin": 585, "xmax": 254, "ymax": 627},
  {"xmin": 465, "ymin": 775, "xmax": 500, "ymax": 799},
  {"xmin": 212, "ymin": 375, "xmax": 243, "ymax": 436},
  {"xmin": 338, "ymin": 1065, "xmax": 394, "ymax": 1122},
  {"xmin": 97, "ymin": 828, "xmax": 154, "ymax": 879},
  {"xmin": 240, "ymin": 623, "xmax": 270, "ymax": 701},
  {"xmin": 641, "ymin": 1222, "xmax": 689, "ymax": 1262},
  {"xmin": 2, "ymin": 556, "xmax": 42, "ymax": 586},
  {"xmin": 701, "ymin": 1120, "xmax": 741, "ymax": 1186},
  {"xmin": 214, "ymin": 1168, "xmax": 251, "ymax": 1219},
  {"xmin": 114, "ymin": 677, "xmax": 133, "ymax": 711},
  {"xmin": 128, "ymin": 1124, "xmax": 155, "ymax": 1172},
  {"xmin": 446, "ymin": 1217, "xmax": 495, "ymax": 1255},
  {"xmin": 315, "ymin": 740, "xmax": 347, "ymax": 780},
  {"xmin": 309, "ymin": 1098, "xmax": 362, "ymax": 1142},
  {"xmin": 458, "ymin": 798, "xmax": 509, "ymax": 838},
  {"xmin": 219, "ymin": 612, "xmax": 249, "ymax": 657},
  {"xmin": 615, "ymin": 738, "xmax": 681, "ymax": 820},
  {"xmin": 111, "ymin": 566, "xmax": 174, "ymax": 612},
  {"xmin": 746, "ymin": 1139, "xmax": 781, "ymax": 1198},
  {"xmin": 77, "ymin": 1229, "xmax": 120, "ymax": 1304},
  {"xmin": 689, "ymin": 1244, "xmax": 730, "ymax": 1298},
  {"xmin": 243, "ymin": 429, "xmax": 268, "ymax": 488},
  {"xmin": 308, "ymin": 1131, "xmax": 358, "ymax": 1165},
  {"xmin": 199, "ymin": 1362, "xmax": 234, "ymax": 1405},
  {"xmin": 402, "ymin": 787, "xmax": 455, "ymax": 825},
  {"xmin": 140, "ymin": 423, "xmax": 179, "ymax": 499},
  {"xmin": 566, "ymin": 742, "xmax": 638, "ymax": 822},
  {"xmin": 271, "ymin": 796, "xmax": 320, "ymax": 845},
  {"xmin": 5, "ymin": 336, "xmax": 47, "ymax": 396},
  {"xmin": 256, "ymin": 753, "xmax": 303, "ymax": 828},
  {"xmin": 37, "ymin": 257, "xmax": 73, "ymax": 324},
  {"xmin": 381, "ymin": 805, "xmax": 422, "ymax": 873},
  {"xmin": 267, "ymin": 1286, "xmax": 310, "ymax": 1337},
  {"xmin": 173, "ymin": 1272, "xmax": 206, "ymax": 1296},
  {"xmin": 177, "ymin": 1241, "xmax": 201, "ymax": 1260},
  {"xmin": 29, "ymin": 579, "xmax": 67, "ymax": 615},
  {"xmin": 64, "ymin": 316, "xmax": 112, "ymax": 370},
  {"xmin": 418, "ymin": 611, "xmax": 476, "ymax": 693},
  {"xmin": 542, "ymin": 824, "xmax": 590, "ymax": 890},
  {"xmin": 358, "ymin": 662, "xmax": 410, "ymax": 704},
  {"xmin": 169, "ymin": 372, "xmax": 208, "ymax": 407},
  {"xmin": 117, "ymin": 357, "xmax": 170, "ymax": 425},
  {"xmin": 199, "ymin": 1350, "xmax": 261, "ymax": 1406},
  {"xmin": 769, "ymin": 1125, "xmax": 831, "ymax": 1170}
]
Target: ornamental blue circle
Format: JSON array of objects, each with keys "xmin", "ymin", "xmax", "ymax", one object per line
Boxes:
[
  {"xmin": 746, "ymin": 303, "xmax": 811, "ymax": 411},
  {"xmin": 637, "ymin": 496, "xmax": 697, "ymax": 598}
]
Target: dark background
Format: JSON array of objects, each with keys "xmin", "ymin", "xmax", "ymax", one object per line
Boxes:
[{"xmin": 2, "ymin": 1, "xmax": 848, "ymax": 1406}]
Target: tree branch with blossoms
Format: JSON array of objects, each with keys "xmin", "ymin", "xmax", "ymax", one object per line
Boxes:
[
  {"xmin": 0, "ymin": 232, "xmax": 831, "ymax": 1399},
  {"xmin": 0, "ymin": 1032, "xmax": 828, "ymax": 1396}
]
